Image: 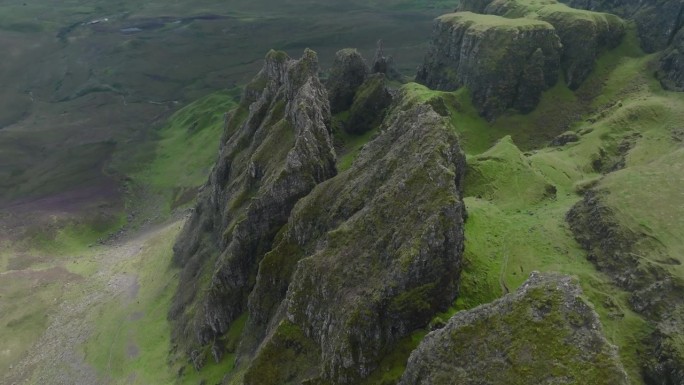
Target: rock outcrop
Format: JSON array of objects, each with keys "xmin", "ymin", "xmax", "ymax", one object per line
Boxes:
[
  {"xmin": 169, "ymin": 49, "xmax": 337, "ymax": 366},
  {"xmin": 416, "ymin": 12, "xmax": 562, "ymax": 119},
  {"xmin": 399, "ymin": 272, "xmax": 630, "ymax": 385},
  {"xmin": 327, "ymin": 49, "xmax": 370, "ymax": 114},
  {"xmin": 345, "ymin": 73, "xmax": 393, "ymax": 135},
  {"xmin": 454, "ymin": 0, "xmax": 625, "ymax": 89},
  {"xmin": 556, "ymin": 0, "xmax": 684, "ymax": 91},
  {"xmin": 559, "ymin": 0, "xmax": 684, "ymax": 53},
  {"xmin": 371, "ymin": 39, "xmax": 403, "ymax": 82},
  {"xmin": 239, "ymin": 89, "xmax": 467, "ymax": 384},
  {"xmin": 659, "ymin": 30, "xmax": 684, "ymax": 91}
]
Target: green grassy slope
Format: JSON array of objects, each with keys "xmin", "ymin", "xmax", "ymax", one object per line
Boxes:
[{"xmin": 385, "ymin": 25, "xmax": 683, "ymax": 383}]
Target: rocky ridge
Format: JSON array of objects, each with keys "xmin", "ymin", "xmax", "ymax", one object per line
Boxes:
[
  {"xmin": 169, "ymin": 49, "xmax": 337, "ymax": 367},
  {"xmin": 240, "ymin": 87, "xmax": 467, "ymax": 384}
]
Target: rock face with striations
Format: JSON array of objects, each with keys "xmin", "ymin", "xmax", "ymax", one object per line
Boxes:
[
  {"xmin": 238, "ymin": 90, "xmax": 467, "ymax": 384},
  {"xmin": 455, "ymin": 0, "xmax": 625, "ymax": 90},
  {"xmin": 417, "ymin": 12, "xmax": 562, "ymax": 119},
  {"xmin": 168, "ymin": 49, "xmax": 337, "ymax": 368},
  {"xmin": 399, "ymin": 272, "xmax": 630, "ymax": 385}
]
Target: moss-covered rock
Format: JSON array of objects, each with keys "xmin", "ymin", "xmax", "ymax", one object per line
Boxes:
[
  {"xmin": 557, "ymin": 0, "xmax": 684, "ymax": 91},
  {"xmin": 240, "ymin": 88, "xmax": 467, "ymax": 384},
  {"xmin": 399, "ymin": 272, "xmax": 630, "ymax": 385},
  {"xmin": 417, "ymin": 12, "xmax": 562, "ymax": 119},
  {"xmin": 169, "ymin": 49, "xmax": 337, "ymax": 365},
  {"xmin": 455, "ymin": 0, "xmax": 625, "ymax": 89},
  {"xmin": 535, "ymin": 5, "xmax": 625, "ymax": 89},
  {"xmin": 345, "ymin": 73, "xmax": 393, "ymax": 135},
  {"xmin": 560, "ymin": 0, "xmax": 684, "ymax": 53},
  {"xmin": 327, "ymin": 48, "xmax": 369, "ymax": 114}
]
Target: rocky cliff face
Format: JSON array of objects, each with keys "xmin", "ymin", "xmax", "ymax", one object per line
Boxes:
[
  {"xmin": 169, "ymin": 49, "xmax": 337, "ymax": 367},
  {"xmin": 417, "ymin": 12, "xmax": 562, "ymax": 119},
  {"xmin": 557, "ymin": 0, "xmax": 684, "ymax": 91},
  {"xmin": 454, "ymin": 0, "xmax": 625, "ymax": 89},
  {"xmin": 399, "ymin": 272, "xmax": 629, "ymax": 385},
  {"xmin": 418, "ymin": 0, "xmax": 624, "ymax": 118},
  {"xmin": 559, "ymin": 0, "xmax": 684, "ymax": 52},
  {"xmin": 240, "ymin": 90, "xmax": 467, "ymax": 384},
  {"xmin": 170, "ymin": 47, "xmax": 468, "ymax": 384}
]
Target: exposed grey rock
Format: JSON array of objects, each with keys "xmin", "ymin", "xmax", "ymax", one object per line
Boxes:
[
  {"xmin": 559, "ymin": 0, "xmax": 684, "ymax": 53},
  {"xmin": 371, "ymin": 39, "xmax": 403, "ymax": 82},
  {"xmin": 241, "ymin": 90, "xmax": 467, "ymax": 384},
  {"xmin": 551, "ymin": 130, "xmax": 581, "ymax": 146},
  {"xmin": 169, "ymin": 49, "xmax": 337, "ymax": 365},
  {"xmin": 399, "ymin": 272, "xmax": 630, "ymax": 385}
]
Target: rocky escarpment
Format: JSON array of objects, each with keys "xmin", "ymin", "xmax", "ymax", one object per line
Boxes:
[
  {"xmin": 169, "ymin": 49, "xmax": 337, "ymax": 367},
  {"xmin": 417, "ymin": 12, "xmax": 562, "ymax": 119},
  {"xmin": 455, "ymin": 0, "xmax": 625, "ymax": 89},
  {"xmin": 568, "ymin": 191, "xmax": 684, "ymax": 384},
  {"xmin": 559, "ymin": 0, "xmax": 684, "ymax": 53},
  {"xmin": 418, "ymin": 0, "xmax": 625, "ymax": 118},
  {"xmin": 557, "ymin": 0, "xmax": 684, "ymax": 91},
  {"xmin": 238, "ymin": 90, "xmax": 467, "ymax": 384},
  {"xmin": 399, "ymin": 272, "xmax": 629, "ymax": 385}
]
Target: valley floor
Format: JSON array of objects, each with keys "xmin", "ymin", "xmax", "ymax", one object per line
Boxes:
[{"xmin": 0, "ymin": 219, "xmax": 220, "ymax": 385}]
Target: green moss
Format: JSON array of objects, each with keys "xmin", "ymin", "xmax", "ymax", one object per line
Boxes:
[
  {"xmin": 266, "ymin": 49, "xmax": 290, "ymax": 63},
  {"xmin": 243, "ymin": 320, "xmax": 320, "ymax": 385},
  {"xmin": 361, "ymin": 329, "xmax": 428, "ymax": 385},
  {"xmin": 389, "ymin": 283, "xmax": 438, "ymax": 317},
  {"xmin": 439, "ymin": 12, "xmax": 554, "ymax": 31},
  {"xmin": 434, "ymin": 283, "xmax": 628, "ymax": 384},
  {"xmin": 131, "ymin": 88, "xmax": 242, "ymax": 215}
]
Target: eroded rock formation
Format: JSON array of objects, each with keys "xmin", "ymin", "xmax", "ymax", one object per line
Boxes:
[{"xmin": 400, "ymin": 272, "xmax": 630, "ymax": 385}]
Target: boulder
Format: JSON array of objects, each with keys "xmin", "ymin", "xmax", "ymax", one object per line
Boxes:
[{"xmin": 399, "ymin": 272, "xmax": 630, "ymax": 385}]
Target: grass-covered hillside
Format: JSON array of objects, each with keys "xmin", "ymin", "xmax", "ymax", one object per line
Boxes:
[{"xmin": 3, "ymin": 0, "xmax": 684, "ymax": 384}]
